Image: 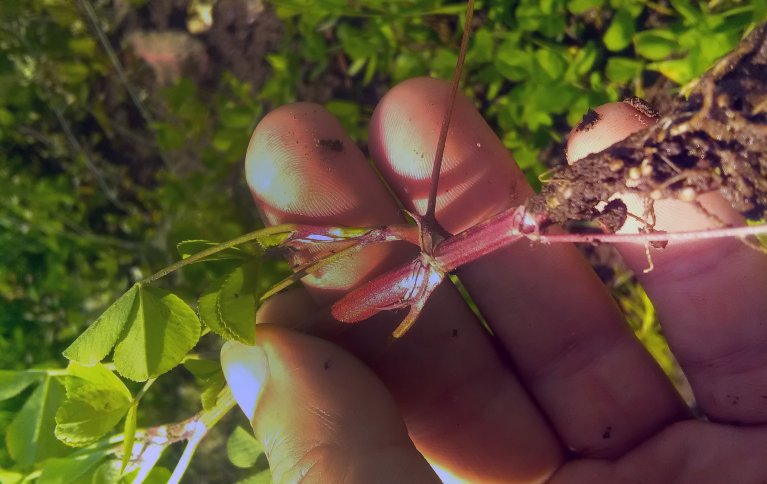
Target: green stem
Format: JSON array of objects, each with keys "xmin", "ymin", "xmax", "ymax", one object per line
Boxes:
[
  {"xmin": 135, "ymin": 377, "xmax": 157, "ymax": 402},
  {"xmin": 141, "ymin": 225, "xmax": 295, "ymax": 284}
]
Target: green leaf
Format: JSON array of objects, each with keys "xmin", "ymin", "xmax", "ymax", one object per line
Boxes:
[
  {"xmin": 176, "ymin": 240, "xmax": 248, "ymax": 262},
  {"xmin": 63, "ymin": 284, "xmax": 200, "ymax": 382},
  {"xmin": 6, "ymin": 376, "xmax": 68, "ymax": 467},
  {"xmin": 91, "ymin": 460, "xmax": 122, "ymax": 484},
  {"xmin": 604, "ymin": 9, "xmax": 635, "ymax": 51},
  {"xmin": 217, "ymin": 262, "xmax": 261, "ymax": 344},
  {"xmin": 670, "ymin": 0, "xmax": 701, "ymax": 23},
  {"xmin": 121, "ymin": 402, "xmax": 138, "ymax": 473},
  {"xmin": 63, "ymin": 285, "xmax": 139, "ymax": 366},
  {"xmin": 0, "ymin": 371, "xmax": 43, "ymax": 401},
  {"xmin": 634, "ymin": 30, "xmax": 677, "ymax": 60},
  {"xmin": 113, "ymin": 285, "xmax": 201, "ymax": 381},
  {"xmin": 54, "ymin": 363, "xmax": 132, "ymax": 447},
  {"xmin": 647, "ymin": 57, "xmax": 695, "ymax": 84},
  {"xmin": 0, "ymin": 469, "xmax": 23, "ymax": 484},
  {"xmin": 198, "ymin": 273, "xmax": 238, "ymax": 341},
  {"xmin": 236, "ymin": 469, "xmax": 273, "ymax": 484},
  {"xmin": 535, "ymin": 49, "xmax": 566, "ymax": 79},
  {"xmin": 568, "ymin": 0, "xmax": 604, "ymax": 14},
  {"xmin": 38, "ymin": 452, "xmax": 107, "ymax": 484},
  {"xmin": 226, "ymin": 426, "xmax": 263, "ymax": 469},
  {"xmin": 605, "ymin": 57, "xmax": 644, "ymax": 83},
  {"xmin": 184, "ymin": 359, "xmax": 226, "ymax": 410}
]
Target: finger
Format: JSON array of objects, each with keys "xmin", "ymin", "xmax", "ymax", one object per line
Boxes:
[
  {"xmin": 369, "ymin": 77, "xmax": 687, "ymax": 458},
  {"xmin": 567, "ymin": 100, "xmax": 767, "ymax": 423},
  {"xmin": 551, "ymin": 421, "xmax": 767, "ymax": 482},
  {"xmin": 221, "ymin": 328, "xmax": 439, "ymax": 483},
  {"xmin": 247, "ymin": 104, "xmax": 563, "ymax": 481}
]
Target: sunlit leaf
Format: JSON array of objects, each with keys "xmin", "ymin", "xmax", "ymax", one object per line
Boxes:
[
  {"xmin": 112, "ymin": 285, "xmax": 201, "ymax": 381},
  {"xmin": 605, "ymin": 57, "xmax": 644, "ymax": 83},
  {"xmin": 0, "ymin": 371, "xmax": 43, "ymax": 401},
  {"xmin": 176, "ymin": 240, "xmax": 248, "ymax": 262},
  {"xmin": 91, "ymin": 460, "xmax": 122, "ymax": 484},
  {"xmin": 184, "ymin": 359, "xmax": 226, "ymax": 410},
  {"xmin": 217, "ymin": 262, "xmax": 261, "ymax": 344},
  {"xmin": 226, "ymin": 425, "xmax": 263, "ymax": 469},
  {"xmin": 63, "ymin": 285, "xmax": 139, "ymax": 366},
  {"xmin": 604, "ymin": 9, "xmax": 635, "ymax": 51},
  {"xmin": 38, "ymin": 452, "xmax": 107, "ymax": 484},
  {"xmin": 63, "ymin": 284, "xmax": 200, "ymax": 382},
  {"xmin": 198, "ymin": 273, "xmax": 238, "ymax": 340},
  {"xmin": 121, "ymin": 402, "xmax": 138, "ymax": 473},
  {"xmin": 236, "ymin": 469, "xmax": 273, "ymax": 484},
  {"xmin": 0, "ymin": 469, "xmax": 23, "ymax": 484},
  {"xmin": 634, "ymin": 30, "xmax": 677, "ymax": 60},
  {"xmin": 6, "ymin": 376, "xmax": 68, "ymax": 467},
  {"xmin": 54, "ymin": 363, "xmax": 132, "ymax": 447}
]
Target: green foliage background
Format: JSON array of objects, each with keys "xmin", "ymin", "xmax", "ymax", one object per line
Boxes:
[{"xmin": 0, "ymin": 0, "xmax": 764, "ymax": 482}]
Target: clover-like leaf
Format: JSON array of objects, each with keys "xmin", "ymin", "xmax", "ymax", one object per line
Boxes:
[
  {"xmin": 63, "ymin": 284, "xmax": 200, "ymax": 382},
  {"xmin": 198, "ymin": 262, "xmax": 260, "ymax": 343},
  {"xmin": 184, "ymin": 359, "xmax": 226, "ymax": 410},
  {"xmin": 54, "ymin": 363, "xmax": 132, "ymax": 447},
  {"xmin": 38, "ymin": 452, "xmax": 107, "ymax": 484},
  {"xmin": 6, "ymin": 375, "xmax": 68, "ymax": 467},
  {"xmin": 217, "ymin": 261, "xmax": 261, "ymax": 344},
  {"xmin": 0, "ymin": 370, "xmax": 43, "ymax": 401},
  {"xmin": 112, "ymin": 285, "xmax": 201, "ymax": 381},
  {"xmin": 63, "ymin": 285, "xmax": 139, "ymax": 366},
  {"xmin": 198, "ymin": 273, "xmax": 238, "ymax": 341},
  {"xmin": 226, "ymin": 426, "xmax": 263, "ymax": 469}
]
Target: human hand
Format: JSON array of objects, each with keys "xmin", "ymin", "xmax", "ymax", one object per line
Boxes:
[{"xmin": 221, "ymin": 77, "xmax": 767, "ymax": 483}]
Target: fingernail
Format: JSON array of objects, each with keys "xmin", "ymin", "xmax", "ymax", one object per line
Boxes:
[{"xmin": 221, "ymin": 340, "xmax": 269, "ymax": 423}]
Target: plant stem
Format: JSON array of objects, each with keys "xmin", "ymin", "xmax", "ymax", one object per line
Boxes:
[
  {"xmin": 167, "ymin": 421, "xmax": 206, "ymax": 484},
  {"xmin": 141, "ymin": 225, "xmax": 295, "ymax": 284},
  {"xmin": 424, "ymin": 0, "xmax": 474, "ymax": 225},
  {"xmin": 167, "ymin": 388, "xmax": 235, "ymax": 484},
  {"xmin": 135, "ymin": 377, "xmax": 156, "ymax": 402}
]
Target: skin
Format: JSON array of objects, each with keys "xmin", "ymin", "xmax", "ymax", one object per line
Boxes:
[{"xmin": 222, "ymin": 78, "xmax": 767, "ymax": 483}]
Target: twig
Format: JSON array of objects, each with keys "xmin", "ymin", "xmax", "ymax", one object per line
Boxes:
[
  {"xmin": 425, "ymin": 0, "xmax": 474, "ymax": 224},
  {"xmin": 77, "ymin": 0, "xmax": 171, "ymax": 168},
  {"xmin": 51, "ymin": 105, "xmax": 127, "ymax": 210}
]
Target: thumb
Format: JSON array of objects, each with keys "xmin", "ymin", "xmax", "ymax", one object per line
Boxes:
[{"xmin": 220, "ymin": 325, "xmax": 439, "ymax": 483}]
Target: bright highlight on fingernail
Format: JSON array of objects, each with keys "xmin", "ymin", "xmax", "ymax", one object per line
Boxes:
[{"xmin": 221, "ymin": 341, "xmax": 269, "ymax": 422}]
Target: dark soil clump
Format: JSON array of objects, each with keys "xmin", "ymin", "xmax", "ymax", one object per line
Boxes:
[{"xmin": 527, "ymin": 23, "xmax": 767, "ymax": 227}]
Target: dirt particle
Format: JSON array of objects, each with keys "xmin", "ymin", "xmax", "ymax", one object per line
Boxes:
[
  {"xmin": 324, "ymin": 359, "xmax": 332, "ymax": 370},
  {"xmin": 602, "ymin": 425, "xmax": 612, "ymax": 439},
  {"xmin": 575, "ymin": 109, "xmax": 601, "ymax": 132},
  {"xmin": 623, "ymin": 96, "xmax": 660, "ymax": 118},
  {"xmin": 595, "ymin": 199, "xmax": 628, "ymax": 233},
  {"xmin": 315, "ymin": 138, "xmax": 344, "ymax": 152},
  {"xmin": 452, "ymin": 329, "xmax": 458, "ymax": 337}
]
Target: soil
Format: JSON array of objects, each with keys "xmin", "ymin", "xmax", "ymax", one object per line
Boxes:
[{"xmin": 527, "ymin": 23, "xmax": 767, "ymax": 227}]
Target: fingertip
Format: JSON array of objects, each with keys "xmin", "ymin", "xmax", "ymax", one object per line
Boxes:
[{"xmin": 369, "ymin": 77, "xmax": 526, "ymax": 233}]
